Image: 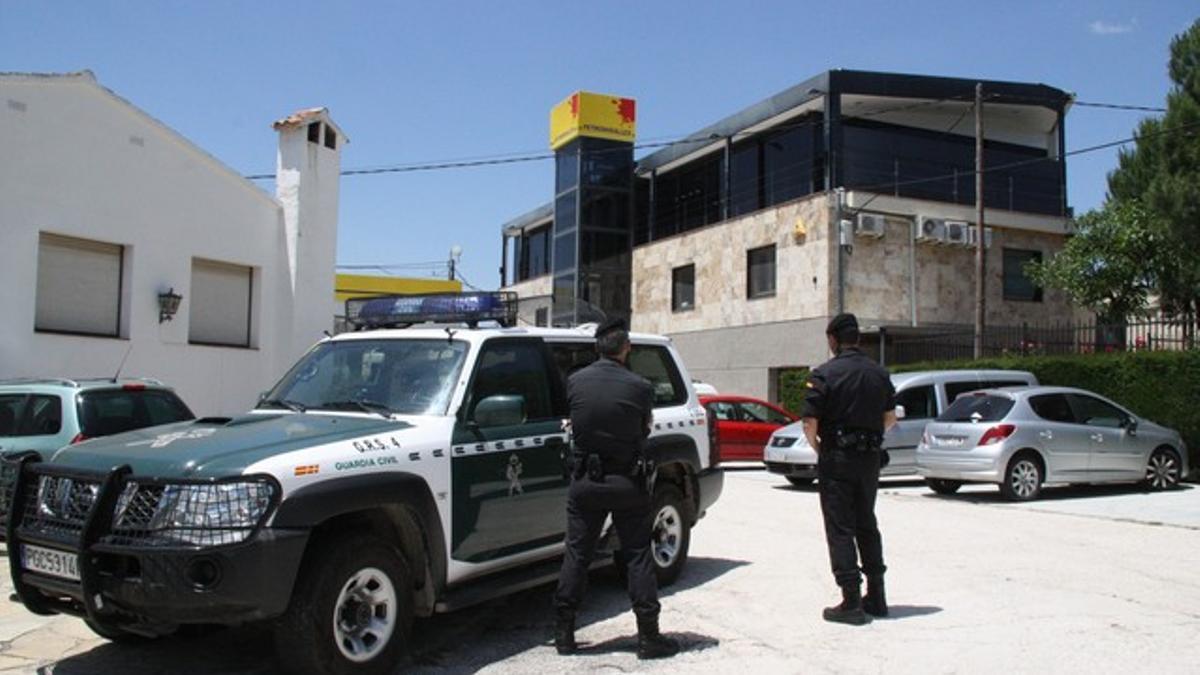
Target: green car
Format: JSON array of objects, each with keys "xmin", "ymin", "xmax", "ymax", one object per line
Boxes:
[{"xmin": 0, "ymin": 378, "xmax": 195, "ymax": 454}]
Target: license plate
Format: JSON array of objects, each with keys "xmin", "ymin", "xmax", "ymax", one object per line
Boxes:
[
  {"xmin": 937, "ymin": 436, "xmax": 965, "ymax": 447},
  {"xmin": 21, "ymin": 544, "xmax": 80, "ymax": 581}
]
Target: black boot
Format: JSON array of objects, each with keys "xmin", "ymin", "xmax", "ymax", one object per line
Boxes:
[
  {"xmin": 863, "ymin": 575, "xmax": 888, "ymax": 617},
  {"xmin": 822, "ymin": 585, "xmax": 870, "ymax": 625},
  {"xmin": 636, "ymin": 616, "xmax": 680, "ymax": 660},
  {"xmin": 554, "ymin": 613, "xmax": 577, "ymax": 655}
]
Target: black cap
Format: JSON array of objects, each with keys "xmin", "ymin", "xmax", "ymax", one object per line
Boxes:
[
  {"xmin": 826, "ymin": 313, "xmax": 860, "ymax": 340},
  {"xmin": 595, "ymin": 317, "xmax": 628, "ymax": 340}
]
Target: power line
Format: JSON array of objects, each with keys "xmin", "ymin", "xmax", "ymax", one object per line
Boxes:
[{"xmin": 1074, "ymin": 101, "xmax": 1166, "ymax": 113}]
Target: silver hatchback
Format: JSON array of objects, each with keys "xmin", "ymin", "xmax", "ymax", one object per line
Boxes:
[{"xmin": 917, "ymin": 386, "xmax": 1188, "ymax": 501}]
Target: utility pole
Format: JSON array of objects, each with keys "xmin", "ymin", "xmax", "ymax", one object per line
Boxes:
[
  {"xmin": 449, "ymin": 244, "xmax": 462, "ymax": 282},
  {"xmin": 973, "ymin": 83, "xmax": 986, "ymax": 359}
]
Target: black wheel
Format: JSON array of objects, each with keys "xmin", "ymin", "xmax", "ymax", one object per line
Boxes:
[
  {"xmin": 1145, "ymin": 447, "xmax": 1182, "ymax": 491},
  {"xmin": 999, "ymin": 453, "xmax": 1042, "ymax": 502},
  {"xmin": 925, "ymin": 478, "xmax": 963, "ymax": 495},
  {"xmin": 786, "ymin": 476, "xmax": 814, "ymax": 487},
  {"xmin": 274, "ymin": 534, "xmax": 414, "ymax": 675},
  {"xmin": 650, "ymin": 483, "xmax": 692, "ymax": 587}
]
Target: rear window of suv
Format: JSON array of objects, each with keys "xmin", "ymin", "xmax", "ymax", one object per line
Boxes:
[
  {"xmin": 936, "ymin": 394, "xmax": 1015, "ymax": 423},
  {"xmin": 78, "ymin": 389, "xmax": 194, "ymax": 438}
]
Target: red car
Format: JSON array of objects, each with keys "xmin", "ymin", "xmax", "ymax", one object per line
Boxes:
[{"xmin": 700, "ymin": 395, "xmax": 798, "ymax": 462}]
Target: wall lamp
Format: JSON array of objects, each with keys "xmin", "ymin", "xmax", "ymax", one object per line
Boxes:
[{"xmin": 158, "ymin": 288, "xmax": 183, "ymax": 323}]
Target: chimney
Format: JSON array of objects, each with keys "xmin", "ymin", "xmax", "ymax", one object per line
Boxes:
[{"xmin": 273, "ymin": 108, "xmax": 346, "ymax": 355}]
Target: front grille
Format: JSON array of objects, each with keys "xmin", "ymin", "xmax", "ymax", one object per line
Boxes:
[
  {"xmin": 0, "ymin": 460, "xmax": 18, "ymax": 529},
  {"xmin": 21, "ymin": 474, "xmax": 102, "ymax": 542}
]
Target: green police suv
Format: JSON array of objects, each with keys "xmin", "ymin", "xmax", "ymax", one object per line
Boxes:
[{"xmin": 1, "ymin": 293, "xmax": 723, "ymax": 674}]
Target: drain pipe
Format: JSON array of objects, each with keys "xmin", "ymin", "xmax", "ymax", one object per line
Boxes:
[
  {"xmin": 910, "ymin": 217, "xmax": 918, "ymax": 326},
  {"xmin": 835, "ymin": 188, "xmax": 846, "ymax": 314}
]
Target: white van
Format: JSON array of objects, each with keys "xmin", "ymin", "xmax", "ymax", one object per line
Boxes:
[{"xmin": 763, "ymin": 369, "xmax": 1038, "ymax": 485}]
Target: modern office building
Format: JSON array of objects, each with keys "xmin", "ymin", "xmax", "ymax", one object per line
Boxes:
[{"xmin": 500, "ymin": 70, "xmax": 1083, "ymax": 400}]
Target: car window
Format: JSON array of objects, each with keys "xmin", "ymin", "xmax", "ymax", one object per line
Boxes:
[
  {"xmin": 141, "ymin": 391, "xmax": 195, "ymax": 426},
  {"xmin": 895, "ymin": 385, "xmax": 936, "ymax": 420},
  {"xmin": 739, "ymin": 402, "xmax": 791, "ymax": 424},
  {"xmin": 936, "ymin": 394, "xmax": 1015, "ymax": 422},
  {"xmin": 707, "ymin": 401, "xmax": 737, "ymax": 421},
  {"xmin": 25, "ymin": 395, "xmax": 63, "ymax": 436},
  {"xmin": 0, "ymin": 394, "xmax": 27, "ymax": 436},
  {"xmin": 1069, "ymin": 394, "xmax": 1125, "ymax": 429},
  {"xmin": 549, "ymin": 343, "xmax": 598, "ymax": 382},
  {"xmin": 627, "ymin": 345, "xmax": 687, "ymax": 407},
  {"xmin": 470, "ymin": 341, "xmax": 555, "ymax": 422},
  {"xmin": 1028, "ymin": 394, "xmax": 1074, "ymax": 423},
  {"xmin": 944, "ymin": 379, "xmax": 984, "ymax": 401},
  {"xmin": 79, "ymin": 390, "xmax": 140, "ymax": 437}
]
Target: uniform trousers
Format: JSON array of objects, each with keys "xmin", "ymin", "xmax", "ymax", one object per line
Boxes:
[
  {"xmin": 554, "ymin": 473, "xmax": 660, "ymax": 619},
  {"xmin": 817, "ymin": 448, "xmax": 887, "ymax": 587}
]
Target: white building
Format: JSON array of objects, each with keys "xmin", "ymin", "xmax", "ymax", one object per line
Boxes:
[{"xmin": 0, "ymin": 71, "xmax": 345, "ymax": 415}]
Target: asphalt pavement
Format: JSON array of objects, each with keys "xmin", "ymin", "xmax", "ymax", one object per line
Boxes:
[{"xmin": 1, "ymin": 469, "xmax": 1197, "ymax": 674}]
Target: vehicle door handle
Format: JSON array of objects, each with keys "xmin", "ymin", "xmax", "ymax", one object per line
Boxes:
[{"xmin": 1038, "ymin": 431, "xmax": 1053, "ymax": 440}]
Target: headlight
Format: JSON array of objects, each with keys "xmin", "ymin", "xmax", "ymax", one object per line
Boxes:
[{"xmin": 114, "ymin": 480, "xmax": 276, "ymax": 547}]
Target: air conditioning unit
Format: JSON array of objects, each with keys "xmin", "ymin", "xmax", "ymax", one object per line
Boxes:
[
  {"xmin": 944, "ymin": 220, "xmax": 970, "ymax": 246},
  {"xmin": 916, "ymin": 216, "xmax": 946, "ymax": 244},
  {"xmin": 967, "ymin": 225, "xmax": 994, "ymax": 249},
  {"xmin": 855, "ymin": 213, "xmax": 886, "ymax": 239}
]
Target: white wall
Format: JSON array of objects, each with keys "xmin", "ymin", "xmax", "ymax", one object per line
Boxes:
[{"xmin": 0, "ymin": 74, "xmax": 313, "ymax": 416}]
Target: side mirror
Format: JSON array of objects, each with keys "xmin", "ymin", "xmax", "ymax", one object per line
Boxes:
[
  {"xmin": 1122, "ymin": 416, "xmax": 1138, "ymax": 434},
  {"xmin": 472, "ymin": 395, "xmax": 526, "ymax": 428},
  {"xmin": 894, "ymin": 405, "xmax": 907, "ymax": 420}
]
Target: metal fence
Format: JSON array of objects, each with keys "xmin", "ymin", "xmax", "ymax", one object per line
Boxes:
[{"xmin": 879, "ymin": 317, "xmax": 1200, "ymax": 366}]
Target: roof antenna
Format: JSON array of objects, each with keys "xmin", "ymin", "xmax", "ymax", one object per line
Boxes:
[{"xmin": 112, "ymin": 342, "xmax": 134, "ymax": 383}]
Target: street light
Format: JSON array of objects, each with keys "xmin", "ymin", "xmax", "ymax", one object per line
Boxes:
[{"xmin": 449, "ymin": 245, "xmax": 463, "ymax": 281}]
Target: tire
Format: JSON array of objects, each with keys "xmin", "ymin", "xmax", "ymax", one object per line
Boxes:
[
  {"xmin": 786, "ymin": 476, "xmax": 814, "ymax": 487},
  {"xmin": 274, "ymin": 534, "xmax": 414, "ymax": 675},
  {"xmin": 1145, "ymin": 447, "xmax": 1182, "ymax": 491},
  {"xmin": 650, "ymin": 483, "xmax": 692, "ymax": 587},
  {"xmin": 925, "ymin": 478, "xmax": 963, "ymax": 495},
  {"xmin": 999, "ymin": 453, "xmax": 1043, "ymax": 502}
]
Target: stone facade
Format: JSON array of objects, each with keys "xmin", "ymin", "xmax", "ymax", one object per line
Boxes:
[
  {"xmin": 506, "ymin": 275, "xmax": 551, "ymax": 327},
  {"xmin": 630, "ymin": 196, "xmax": 832, "ymax": 335}
]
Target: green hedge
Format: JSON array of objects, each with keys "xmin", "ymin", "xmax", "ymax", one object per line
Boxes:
[{"xmin": 892, "ymin": 350, "xmax": 1200, "ymax": 478}]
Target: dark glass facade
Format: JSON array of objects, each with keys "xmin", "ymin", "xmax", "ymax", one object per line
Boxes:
[
  {"xmin": 841, "ymin": 119, "xmax": 1065, "ymax": 216},
  {"xmin": 513, "ymin": 225, "xmax": 550, "ymax": 282},
  {"xmin": 551, "ymin": 137, "xmax": 634, "ymax": 326}
]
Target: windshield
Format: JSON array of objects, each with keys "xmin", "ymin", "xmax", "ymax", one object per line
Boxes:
[
  {"xmin": 263, "ymin": 339, "xmax": 468, "ymax": 416},
  {"xmin": 936, "ymin": 394, "xmax": 1015, "ymax": 423}
]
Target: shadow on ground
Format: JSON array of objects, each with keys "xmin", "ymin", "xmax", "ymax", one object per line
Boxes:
[
  {"xmin": 43, "ymin": 556, "xmax": 746, "ymax": 675},
  {"xmin": 922, "ymin": 481, "xmax": 1193, "ymax": 504}
]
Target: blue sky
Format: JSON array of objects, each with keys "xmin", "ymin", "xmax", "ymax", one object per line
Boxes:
[{"xmin": 2, "ymin": 1, "xmax": 1195, "ymax": 289}]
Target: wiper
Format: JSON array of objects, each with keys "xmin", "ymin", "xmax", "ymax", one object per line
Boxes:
[
  {"xmin": 318, "ymin": 399, "xmax": 394, "ymax": 419},
  {"xmin": 257, "ymin": 398, "xmax": 307, "ymax": 413}
]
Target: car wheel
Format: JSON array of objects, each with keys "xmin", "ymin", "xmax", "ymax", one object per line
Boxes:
[
  {"xmin": 1145, "ymin": 447, "xmax": 1182, "ymax": 491},
  {"xmin": 786, "ymin": 476, "xmax": 814, "ymax": 487},
  {"xmin": 1000, "ymin": 453, "xmax": 1042, "ymax": 502},
  {"xmin": 650, "ymin": 483, "xmax": 692, "ymax": 587},
  {"xmin": 274, "ymin": 534, "xmax": 413, "ymax": 675},
  {"xmin": 925, "ymin": 478, "xmax": 963, "ymax": 495}
]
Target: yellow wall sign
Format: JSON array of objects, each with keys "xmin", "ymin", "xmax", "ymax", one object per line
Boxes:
[{"xmin": 549, "ymin": 91, "xmax": 637, "ymax": 150}]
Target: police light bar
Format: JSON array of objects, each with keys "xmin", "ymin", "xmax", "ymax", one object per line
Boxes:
[{"xmin": 346, "ymin": 292, "xmax": 518, "ymax": 329}]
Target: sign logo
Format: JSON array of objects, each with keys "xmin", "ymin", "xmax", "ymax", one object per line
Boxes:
[
  {"xmin": 550, "ymin": 91, "xmax": 637, "ymax": 150},
  {"xmin": 506, "ymin": 454, "xmax": 524, "ymax": 496},
  {"xmin": 126, "ymin": 428, "xmax": 216, "ymax": 449}
]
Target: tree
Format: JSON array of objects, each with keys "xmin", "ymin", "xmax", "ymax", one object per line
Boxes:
[
  {"xmin": 1027, "ymin": 201, "xmax": 1163, "ymax": 321},
  {"xmin": 1106, "ymin": 19, "xmax": 1200, "ymax": 319}
]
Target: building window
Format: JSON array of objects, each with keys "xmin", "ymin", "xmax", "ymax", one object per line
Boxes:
[
  {"xmin": 35, "ymin": 233, "xmax": 124, "ymax": 337},
  {"xmin": 324, "ymin": 124, "xmax": 337, "ymax": 150},
  {"xmin": 535, "ymin": 307, "xmax": 548, "ymax": 327},
  {"xmin": 189, "ymin": 258, "xmax": 253, "ymax": 347},
  {"xmin": 1003, "ymin": 248, "xmax": 1043, "ymax": 302},
  {"xmin": 515, "ymin": 225, "xmax": 551, "ymax": 282},
  {"xmin": 747, "ymin": 245, "xmax": 776, "ymax": 299},
  {"xmin": 307, "ymin": 122, "xmax": 320, "ymax": 143},
  {"xmin": 672, "ymin": 264, "xmax": 695, "ymax": 312}
]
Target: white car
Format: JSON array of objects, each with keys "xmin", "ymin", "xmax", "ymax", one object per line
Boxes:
[{"xmin": 764, "ymin": 369, "xmax": 1037, "ymax": 485}]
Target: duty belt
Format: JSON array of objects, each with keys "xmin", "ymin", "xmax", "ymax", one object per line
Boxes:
[{"xmin": 833, "ymin": 427, "xmax": 884, "ymax": 452}]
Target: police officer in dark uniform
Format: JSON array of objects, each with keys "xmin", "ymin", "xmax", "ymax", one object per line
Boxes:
[
  {"xmin": 553, "ymin": 318, "xmax": 679, "ymax": 660},
  {"xmin": 801, "ymin": 313, "xmax": 897, "ymax": 625}
]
